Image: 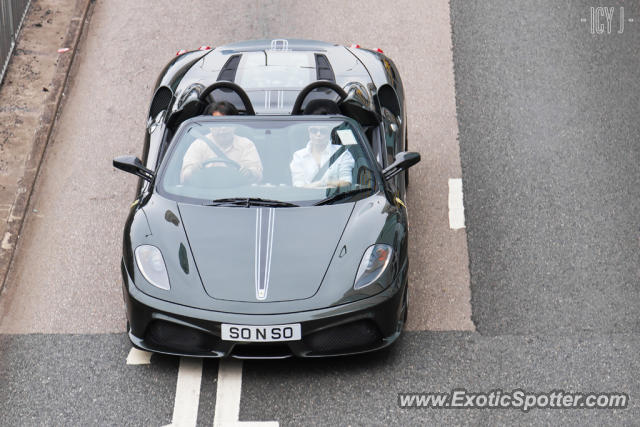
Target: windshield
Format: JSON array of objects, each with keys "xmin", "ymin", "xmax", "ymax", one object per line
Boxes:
[{"xmin": 158, "ymin": 118, "xmax": 377, "ymax": 206}]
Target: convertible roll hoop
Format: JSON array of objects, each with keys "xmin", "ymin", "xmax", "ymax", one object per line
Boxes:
[
  {"xmin": 167, "ymin": 81, "xmax": 256, "ymax": 130},
  {"xmin": 291, "ymin": 81, "xmax": 348, "ymax": 115},
  {"xmin": 198, "ymin": 81, "xmax": 256, "ymax": 115}
]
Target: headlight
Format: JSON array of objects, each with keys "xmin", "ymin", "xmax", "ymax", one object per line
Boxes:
[
  {"xmin": 354, "ymin": 244, "xmax": 393, "ymax": 290},
  {"xmin": 135, "ymin": 245, "xmax": 170, "ymax": 290}
]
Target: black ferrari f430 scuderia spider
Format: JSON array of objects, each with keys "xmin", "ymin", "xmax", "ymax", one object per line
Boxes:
[{"xmin": 114, "ymin": 39, "xmax": 420, "ymax": 358}]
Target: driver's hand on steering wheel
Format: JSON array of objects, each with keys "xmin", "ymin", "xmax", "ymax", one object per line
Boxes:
[
  {"xmin": 184, "ymin": 159, "xmax": 260, "ymax": 184},
  {"xmin": 238, "ymin": 166, "xmax": 258, "ymax": 181},
  {"xmin": 181, "ymin": 161, "xmax": 227, "ymax": 184}
]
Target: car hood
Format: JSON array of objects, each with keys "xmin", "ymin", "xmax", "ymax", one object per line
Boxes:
[{"xmin": 178, "ymin": 203, "xmax": 354, "ymax": 302}]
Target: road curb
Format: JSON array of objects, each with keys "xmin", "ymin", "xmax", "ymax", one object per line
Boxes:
[{"xmin": 0, "ymin": 0, "xmax": 93, "ymax": 296}]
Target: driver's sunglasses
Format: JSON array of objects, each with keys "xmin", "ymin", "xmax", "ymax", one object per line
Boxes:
[{"xmin": 309, "ymin": 126, "xmax": 330, "ymax": 135}]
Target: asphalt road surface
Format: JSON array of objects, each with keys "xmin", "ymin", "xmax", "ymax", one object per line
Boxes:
[{"xmin": 1, "ymin": 0, "xmax": 639, "ymax": 425}]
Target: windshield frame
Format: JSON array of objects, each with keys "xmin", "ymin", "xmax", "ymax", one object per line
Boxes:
[{"xmin": 154, "ymin": 115, "xmax": 382, "ymax": 206}]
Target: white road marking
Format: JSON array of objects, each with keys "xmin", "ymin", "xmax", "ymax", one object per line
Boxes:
[
  {"xmin": 234, "ymin": 423, "xmax": 280, "ymax": 427},
  {"xmin": 214, "ymin": 359, "xmax": 242, "ymax": 426},
  {"xmin": 169, "ymin": 357, "xmax": 203, "ymax": 427},
  {"xmin": 448, "ymin": 178, "xmax": 466, "ymax": 230},
  {"xmin": 1, "ymin": 232, "xmax": 12, "ymax": 250},
  {"xmin": 213, "ymin": 359, "xmax": 278, "ymax": 427},
  {"xmin": 126, "ymin": 347, "xmax": 152, "ymax": 365}
]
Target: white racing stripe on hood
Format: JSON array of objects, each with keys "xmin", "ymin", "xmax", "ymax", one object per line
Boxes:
[{"xmin": 255, "ymin": 208, "xmax": 275, "ymax": 300}]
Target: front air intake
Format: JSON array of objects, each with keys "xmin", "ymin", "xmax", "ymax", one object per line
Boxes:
[
  {"xmin": 303, "ymin": 320, "xmax": 382, "ymax": 354},
  {"xmin": 145, "ymin": 320, "xmax": 220, "ymax": 353},
  {"xmin": 149, "ymin": 86, "xmax": 172, "ymax": 118}
]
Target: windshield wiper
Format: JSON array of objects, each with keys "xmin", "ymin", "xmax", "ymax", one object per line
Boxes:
[
  {"xmin": 314, "ymin": 188, "xmax": 373, "ymax": 206},
  {"xmin": 205, "ymin": 197, "xmax": 299, "ymax": 208}
]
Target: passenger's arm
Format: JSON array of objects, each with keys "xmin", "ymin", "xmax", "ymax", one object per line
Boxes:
[
  {"xmin": 337, "ymin": 150, "xmax": 355, "ymax": 184},
  {"xmin": 323, "ymin": 150, "xmax": 355, "ymax": 187}
]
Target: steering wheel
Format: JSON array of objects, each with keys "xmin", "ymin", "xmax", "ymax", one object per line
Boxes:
[
  {"xmin": 202, "ymin": 157, "xmax": 241, "ymax": 170},
  {"xmin": 188, "ymin": 162, "xmax": 252, "ymax": 189}
]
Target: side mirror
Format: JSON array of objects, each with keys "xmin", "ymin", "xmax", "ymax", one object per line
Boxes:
[
  {"xmin": 382, "ymin": 151, "xmax": 421, "ymax": 181},
  {"xmin": 113, "ymin": 156, "xmax": 154, "ymax": 182}
]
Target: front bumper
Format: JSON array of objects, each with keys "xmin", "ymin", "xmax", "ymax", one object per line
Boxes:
[{"xmin": 122, "ymin": 261, "xmax": 407, "ymax": 358}]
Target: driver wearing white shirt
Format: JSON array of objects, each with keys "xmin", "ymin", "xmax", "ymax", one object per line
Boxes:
[
  {"xmin": 290, "ymin": 125, "xmax": 355, "ymax": 188},
  {"xmin": 180, "ymin": 102, "xmax": 263, "ymax": 184},
  {"xmin": 180, "ymin": 127, "xmax": 262, "ymax": 183}
]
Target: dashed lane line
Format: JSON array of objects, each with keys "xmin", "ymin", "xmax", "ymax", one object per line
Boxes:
[
  {"xmin": 214, "ymin": 359, "xmax": 278, "ymax": 427},
  {"xmin": 126, "ymin": 347, "xmax": 152, "ymax": 365},
  {"xmin": 448, "ymin": 178, "xmax": 466, "ymax": 230},
  {"xmin": 214, "ymin": 359, "xmax": 242, "ymax": 426},
  {"xmin": 125, "ymin": 348, "xmax": 277, "ymax": 426},
  {"xmin": 167, "ymin": 357, "xmax": 203, "ymax": 427}
]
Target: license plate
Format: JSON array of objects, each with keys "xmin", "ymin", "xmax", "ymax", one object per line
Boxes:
[{"xmin": 221, "ymin": 323, "xmax": 301, "ymax": 342}]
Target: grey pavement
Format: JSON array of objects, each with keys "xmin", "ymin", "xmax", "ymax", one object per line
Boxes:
[
  {"xmin": 0, "ymin": 332, "xmax": 637, "ymax": 425},
  {"xmin": 0, "ymin": 0, "xmax": 471, "ymax": 333},
  {"xmin": 0, "ymin": 334, "xmax": 177, "ymax": 426},
  {"xmin": 451, "ymin": 0, "xmax": 640, "ymax": 335},
  {"xmin": 241, "ymin": 331, "xmax": 639, "ymax": 426}
]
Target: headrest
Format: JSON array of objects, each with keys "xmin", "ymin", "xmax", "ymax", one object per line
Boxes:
[{"xmin": 303, "ymin": 99, "xmax": 341, "ymax": 115}]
